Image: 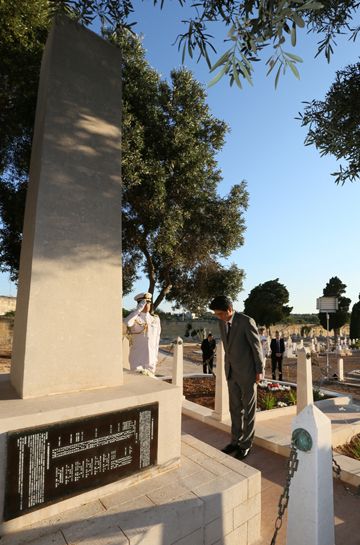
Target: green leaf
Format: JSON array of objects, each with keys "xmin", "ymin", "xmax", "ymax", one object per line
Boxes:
[
  {"xmin": 181, "ymin": 41, "xmax": 186, "ymax": 64},
  {"xmin": 233, "ymin": 66, "xmax": 242, "ymax": 89},
  {"xmin": 274, "ymin": 65, "xmax": 282, "ymax": 89},
  {"xmin": 266, "ymin": 57, "xmax": 277, "ymax": 76},
  {"xmin": 240, "ymin": 53, "xmax": 252, "ymax": 70},
  {"xmin": 210, "ymin": 49, "xmax": 231, "ymax": 73},
  {"xmin": 208, "ymin": 63, "xmax": 229, "ymax": 87},
  {"xmin": 291, "ymin": 14, "xmax": 305, "ymax": 28},
  {"xmin": 291, "ymin": 24, "xmax": 296, "ymax": 47},
  {"xmin": 288, "ymin": 61, "xmax": 300, "ymax": 79},
  {"xmin": 188, "ymin": 39, "xmax": 193, "ymax": 59},
  {"xmin": 301, "ymin": 2, "xmax": 324, "ymax": 10},
  {"xmin": 239, "ymin": 62, "xmax": 253, "ymax": 85},
  {"xmin": 284, "ymin": 52, "xmax": 303, "ymax": 62}
]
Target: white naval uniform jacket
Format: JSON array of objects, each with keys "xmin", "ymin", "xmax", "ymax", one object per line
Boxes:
[{"xmin": 123, "ymin": 304, "xmax": 161, "ymax": 373}]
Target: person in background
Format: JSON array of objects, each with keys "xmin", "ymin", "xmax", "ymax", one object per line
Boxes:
[
  {"xmin": 258, "ymin": 327, "xmax": 268, "ymax": 375},
  {"xmin": 123, "ymin": 292, "xmax": 161, "ymax": 375},
  {"xmin": 209, "ymin": 295, "xmax": 263, "ymax": 460},
  {"xmin": 201, "ymin": 333, "xmax": 216, "ymax": 374},
  {"xmin": 270, "ymin": 330, "xmax": 285, "ymax": 381}
]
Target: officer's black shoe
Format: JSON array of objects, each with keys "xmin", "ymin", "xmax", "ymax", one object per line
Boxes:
[
  {"xmin": 234, "ymin": 447, "xmax": 250, "ymax": 460},
  {"xmin": 221, "ymin": 443, "xmax": 238, "ymax": 455}
]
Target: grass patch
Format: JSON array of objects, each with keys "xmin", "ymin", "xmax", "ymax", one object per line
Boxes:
[{"xmin": 337, "ymin": 433, "xmax": 360, "ymax": 461}]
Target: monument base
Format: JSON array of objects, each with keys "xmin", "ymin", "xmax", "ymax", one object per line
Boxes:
[
  {"xmin": 0, "ymin": 434, "xmax": 261, "ymax": 545},
  {"xmin": 0, "ymin": 371, "xmax": 182, "ymax": 535}
]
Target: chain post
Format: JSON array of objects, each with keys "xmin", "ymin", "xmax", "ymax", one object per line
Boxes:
[
  {"xmin": 332, "ymin": 451, "xmax": 360, "ymax": 498},
  {"xmin": 157, "ymin": 340, "xmax": 176, "ymax": 366},
  {"xmin": 269, "ymin": 439, "xmax": 300, "ymax": 545}
]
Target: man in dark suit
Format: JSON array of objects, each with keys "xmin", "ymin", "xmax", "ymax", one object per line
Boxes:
[
  {"xmin": 209, "ymin": 295, "xmax": 263, "ymax": 460},
  {"xmin": 201, "ymin": 333, "xmax": 216, "ymax": 374},
  {"xmin": 270, "ymin": 330, "xmax": 285, "ymax": 381}
]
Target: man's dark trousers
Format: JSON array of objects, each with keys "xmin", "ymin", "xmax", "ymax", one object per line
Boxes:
[
  {"xmin": 227, "ymin": 373, "xmax": 256, "ymax": 449},
  {"xmin": 271, "ymin": 355, "xmax": 283, "ymax": 380}
]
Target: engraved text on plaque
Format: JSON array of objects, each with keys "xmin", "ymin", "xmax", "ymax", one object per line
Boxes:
[{"xmin": 4, "ymin": 403, "xmax": 158, "ymax": 520}]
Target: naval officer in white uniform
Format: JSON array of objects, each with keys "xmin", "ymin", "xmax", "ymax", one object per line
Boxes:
[{"xmin": 123, "ymin": 292, "xmax": 161, "ymax": 374}]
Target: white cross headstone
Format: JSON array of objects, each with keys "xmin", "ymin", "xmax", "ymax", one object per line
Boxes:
[
  {"xmin": 296, "ymin": 348, "xmax": 313, "ymax": 414},
  {"xmin": 172, "ymin": 337, "xmax": 184, "ymax": 397},
  {"xmin": 213, "ymin": 340, "xmax": 230, "ymax": 422}
]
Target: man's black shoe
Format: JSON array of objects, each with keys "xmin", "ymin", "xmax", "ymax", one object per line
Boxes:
[
  {"xmin": 234, "ymin": 447, "xmax": 250, "ymax": 460},
  {"xmin": 221, "ymin": 443, "xmax": 238, "ymax": 455}
]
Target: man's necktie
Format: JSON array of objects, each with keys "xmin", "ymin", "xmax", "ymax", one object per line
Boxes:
[{"xmin": 227, "ymin": 322, "xmax": 231, "ymax": 340}]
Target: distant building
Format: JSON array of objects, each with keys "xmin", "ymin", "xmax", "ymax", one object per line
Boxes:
[{"xmin": 0, "ymin": 296, "xmax": 16, "ymax": 315}]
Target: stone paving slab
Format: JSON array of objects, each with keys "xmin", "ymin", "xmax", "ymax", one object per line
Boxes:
[{"xmin": 182, "ymin": 415, "xmax": 360, "ymax": 545}]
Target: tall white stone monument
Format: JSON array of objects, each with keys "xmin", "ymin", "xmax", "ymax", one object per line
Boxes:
[
  {"xmin": 11, "ymin": 16, "xmax": 124, "ymax": 399},
  {"xmin": 0, "ymin": 17, "xmax": 182, "ymax": 535}
]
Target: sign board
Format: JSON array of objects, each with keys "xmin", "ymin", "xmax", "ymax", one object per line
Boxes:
[
  {"xmin": 316, "ymin": 297, "xmax": 338, "ymax": 313},
  {"xmin": 4, "ymin": 403, "xmax": 158, "ymax": 520}
]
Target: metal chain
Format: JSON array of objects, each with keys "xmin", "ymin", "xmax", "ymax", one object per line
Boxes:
[
  {"xmin": 157, "ymin": 342, "xmax": 175, "ymax": 365},
  {"xmin": 332, "ymin": 453, "xmax": 360, "ymax": 497},
  {"xmin": 270, "ymin": 441, "xmax": 299, "ymax": 545}
]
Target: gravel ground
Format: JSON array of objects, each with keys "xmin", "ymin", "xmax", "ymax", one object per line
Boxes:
[{"xmin": 177, "ymin": 343, "xmax": 360, "ymax": 405}]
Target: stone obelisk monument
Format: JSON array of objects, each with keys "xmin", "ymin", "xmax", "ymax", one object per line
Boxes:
[
  {"xmin": 11, "ymin": 16, "xmax": 123, "ymax": 399},
  {"xmin": 0, "ymin": 17, "xmax": 181, "ymax": 535}
]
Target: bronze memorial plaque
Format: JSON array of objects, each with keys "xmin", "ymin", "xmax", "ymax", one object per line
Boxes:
[{"xmin": 4, "ymin": 403, "xmax": 158, "ymax": 520}]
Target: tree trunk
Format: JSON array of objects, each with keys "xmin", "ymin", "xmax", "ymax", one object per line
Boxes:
[
  {"xmin": 153, "ymin": 283, "xmax": 172, "ymax": 310},
  {"xmin": 142, "ymin": 246, "xmax": 156, "ymax": 295}
]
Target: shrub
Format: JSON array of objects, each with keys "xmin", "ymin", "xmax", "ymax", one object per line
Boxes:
[
  {"xmin": 262, "ymin": 393, "xmax": 277, "ymax": 410},
  {"xmin": 313, "ymin": 388, "xmax": 325, "ymax": 401},
  {"xmin": 184, "ymin": 323, "xmax": 192, "ymax": 337},
  {"xmin": 338, "ymin": 434, "xmax": 360, "ymax": 461},
  {"xmin": 286, "ymin": 390, "xmax": 297, "ymax": 405}
]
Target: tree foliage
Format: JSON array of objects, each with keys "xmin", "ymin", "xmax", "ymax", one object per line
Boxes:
[
  {"xmin": 318, "ymin": 276, "xmax": 351, "ymax": 334},
  {"xmin": 299, "ymin": 61, "xmax": 360, "ymax": 184},
  {"xmin": 50, "ymin": 0, "xmax": 359, "ymax": 87},
  {"xmin": 0, "ymin": 9, "xmax": 248, "ymax": 310},
  {"xmin": 0, "ymin": 0, "xmax": 51, "ymax": 278},
  {"xmin": 243, "ymin": 278, "xmax": 293, "ymax": 327},
  {"xmin": 350, "ymin": 293, "xmax": 360, "ymax": 339},
  {"xmin": 118, "ymin": 32, "xmax": 248, "ymax": 309}
]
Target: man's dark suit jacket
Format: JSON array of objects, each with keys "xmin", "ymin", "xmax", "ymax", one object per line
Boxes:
[
  {"xmin": 219, "ymin": 312, "xmax": 263, "ymax": 384},
  {"xmin": 270, "ymin": 338, "xmax": 285, "ymax": 356}
]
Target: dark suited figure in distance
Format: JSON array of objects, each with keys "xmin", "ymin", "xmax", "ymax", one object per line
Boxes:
[
  {"xmin": 201, "ymin": 333, "xmax": 216, "ymax": 374},
  {"xmin": 209, "ymin": 296, "xmax": 263, "ymax": 460},
  {"xmin": 270, "ymin": 330, "xmax": 285, "ymax": 381}
]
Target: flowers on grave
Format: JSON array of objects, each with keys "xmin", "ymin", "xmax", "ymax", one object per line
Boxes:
[
  {"xmin": 135, "ymin": 366, "xmax": 155, "ymax": 378},
  {"xmin": 258, "ymin": 380, "xmax": 291, "ymax": 392}
]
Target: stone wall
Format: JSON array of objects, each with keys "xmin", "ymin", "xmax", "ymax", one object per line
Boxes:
[
  {"xmin": 0, "ymin": 317, "xmax": 14, "ymax": 357},
  {"xmin": 160, "ymin": 318, "xmax": 350, "ymax": 340},
  {"xmin": 160, "ymin": 319, "xmax": 220, "ymax": 340},
  {"xmin": 0, "ymin": 297, "xmax": 16, "ymax": 316}
]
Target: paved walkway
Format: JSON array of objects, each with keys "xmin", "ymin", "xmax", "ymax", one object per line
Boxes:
[
  {"xmin": 182, "ymin": 415, "xmax": 360, "ymax": 545},
  {"xmin": 156, "ymin": 349, "xmax": 202, "ymax": 377}
]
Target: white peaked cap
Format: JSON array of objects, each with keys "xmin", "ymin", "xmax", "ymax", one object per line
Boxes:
[{"xmin": 134, "ymin": 292, "xmax": 152, "ymax": 302}]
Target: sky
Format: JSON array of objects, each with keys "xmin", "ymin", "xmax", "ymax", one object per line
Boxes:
[{"xmin": 1, "ymin": 3, "xmax": 359, "ymax": 314}]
